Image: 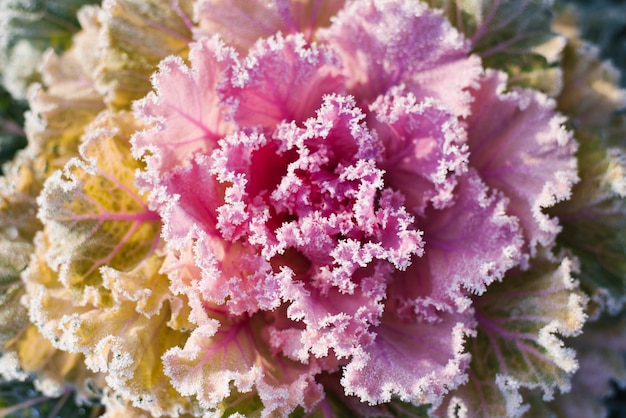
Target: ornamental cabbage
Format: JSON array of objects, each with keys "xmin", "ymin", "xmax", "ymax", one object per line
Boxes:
[{"xmin": 2, "ymin": 0, "xmax": 625, "ymax": 417}]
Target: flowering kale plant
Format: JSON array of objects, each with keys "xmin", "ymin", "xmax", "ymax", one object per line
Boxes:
[{"xmin": 0, "ymin": 0, "xmax": 625, "ymax": 417}]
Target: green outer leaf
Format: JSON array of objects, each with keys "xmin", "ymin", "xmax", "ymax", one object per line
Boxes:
[
  {"xmin": 439, "ymin": 255, "xmax": 587, "ymax": 418},
  {"xmin": 553, "ymin": 119, "xmax": 626, "ymax": 315},
  {"xmin": 0, "ymin": 0, "xmax": 99, "ymax": 98},
  {"xmin": 424, "ymin": 0, "xmax": 565, "ymax": 95}
]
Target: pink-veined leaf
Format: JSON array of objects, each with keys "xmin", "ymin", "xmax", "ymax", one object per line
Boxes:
[
  {"xmin": 438, "ymin": 254, "xmax": 587, "ymax": 418},
  {"xmin": 466, "ymin": 70, "xmax": 577, "ymax": 255},
  {"xmin": 194, "ymin": 0, "xmax": 344, "ymax": 53},
  {"xmin": 318, "ymin": 0, "xmax": 482, "ymax": 117},
  {"xmin": 38, "ymin": 111, "xmax": 160, "ymax": 294}
]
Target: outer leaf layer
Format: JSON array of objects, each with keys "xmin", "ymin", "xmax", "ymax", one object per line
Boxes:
[{"xmin": 439, "ymin": 255, "xmax": 587, "ymax": 418}]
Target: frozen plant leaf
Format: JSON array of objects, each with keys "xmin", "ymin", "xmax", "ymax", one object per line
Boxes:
[
  {"xmin": 387, "ymin": 171, "xmax": 524, "ymax": 323},
  {"xmin": 24, "ymin": 5, "xmax": 105, "ymax": 182},
  {"xmin": 15, "ymin": 325, "xmax": 102, "ymax": 401},
  {"xmin": 163, "ymin": 313, "xmax": 323, "ymax": 417},
  {"xmin": 194, "ymin": 0, "xmax": 345, "ymax": 54},
  {"xmin": 0, "ymin": 0, "xmax": 99, "ymax": 98},
  {"xmin": 38, "ymin": 111, "xmax": 160, "ymax": 294},
  {"xmin": 132, "ymin": 35, "xmax": 235, "ymax": 182},
  {"xmin": 552, "ymin": 120, "xmax": 626, "ymax": 314},
  {"xmin": 96, "ymin": 0, "xmax": 195, "ymax": 108},
  {"xmin": 60, "ymin": 299, "xmax": 196, "ymax": 416},
  {"xmin": 318, "ymin": 0, "xmax": 482, "ymax": 117},
  {"xmin": 341, "ymin": 311, "xmax": 473, "ymax": 408},
  {"xmin": 466, "ymin": 70, "xmax": 577, "ymax": 255},
  {"xmin": 23, "ymin": 230, "xmax": 193, "ymax": 416},
  {"xmin": 224, "ymin": 33, "xmax": 345, "ymax": 130},
  {"xmin": 18, "ymin": 232, "xmax": 105, "ymax": 403},
  {"xmin": 546, "ymin": 314, "xmax": 626, "ymax": 418},
  {"xmin": 439, "ymin": 254, "xmax": 587, "ymax": 418},
  {"xmin": 424, "ymin": 0, "xmax": 566, "ymax": 95}
]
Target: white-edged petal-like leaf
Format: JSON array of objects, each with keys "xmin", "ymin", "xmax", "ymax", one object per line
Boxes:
[
  {"xmin": 438, "ymin": 254, "xmax": 587, "ymax": 418},
  {"xmin": 38, "ymin": 111, "xmax": 160, "ymax": 293}
]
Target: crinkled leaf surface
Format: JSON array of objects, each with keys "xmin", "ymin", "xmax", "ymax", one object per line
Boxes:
[
  {"xmin": 553, "ymin": 121, "xmax": 626, "ymax": 314},
  {"xmin": 467, "ymin": 70, "xmax": 577, "ymax": 255},
  {"xmin": 0, "ymin": 0, "xmax": 99, "ymax": 98},
  {"xmin": 439, "ymin": 255, "xmax": 587, "ymax": 418},
  {"xmin": 38, "ymin": 111, "xmax": 160, "ymax": 292},
  {"xmin": 195, "ymin": 0, "xmax": 344, "ymax": 54},
  {"xmin": 62, "ymin": 299, "xmax": 196, "ymax": 416},
  {"xmin": 18, "ymin": 233, "xmax": 106, "ymax": 403},
  {"xmin": 24, "ymin": 5, "xmax": 105, "ymax": 184},
  {"xmin": 425, "ymin": 0, "xmax": 565, "ymax": 95},
  {"xmin": 96, "ymin": 0, "xmax": 194, "ymax": 108},
  {"xmin": 24, "ymin": 232, "xmax": 196, "ymax": 416},
  {"xmin": 546, "ymin": 314, "xmax": 626, "ymax": 418},
  {"xmin": 163, "ymin": 313, "xmax": 323, "ymax": 417},
  {"xmin": 132, "ymin": 35, "xmax": 235, "ymax": 181},
  {"xmin": 318, "ymin": 0, "xmax": 482, "ymax": 117}
]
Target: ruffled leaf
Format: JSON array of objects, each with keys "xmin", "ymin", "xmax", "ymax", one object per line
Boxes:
[
  {"xmin": 425, "ymin": 0, "xmax": 566, "ymax": 95},
  {"xmin": 16, "ymin": 233, "xmax": 105, "ymax": 403},
  {"xmin": 552, "ymin": 120, "xmax": 626, "ymax": 314},
  {"xmin": 467, "ymin": 70, "xmax": 577, "ymax": 255},
  {"xmin": 223, "ymin": 33, "xmax": 345, "ymax": 129},
  {"xmin": 61, "ymin": 299, "xmax": 195, "ymax": 416},
  {"xmin": 24, "ymin": 233, "xmax": 196, "ymax": 417},
  {"xmin": 439, "ymin": 255, "xmax": 587, "ymax": 418},
  {"xmin": 342, "ymin": 311, "xmax": 473, "ymax": 409},
  {"xmin": 96, "ymin": 0, "xmax": 194, "ymax": 108},
  {"xmin": 132, "ymin": 36, "xmax": 235, "ymax": 180},
  {"xmin": 163, "ymin": 314, "xmax": 324, "ymax": 416},
  {"xmin": 38, "ymin": 111, "xmax": 160, "ymax": 293},
  {"xmin": 547, "ymin": 314, "xmax": 626, "ymax": 418},
  {"xmin": 388, "ymin": 172, "xmax": 524, "ymax": 322},
  {"xmin": 371, "ymin": 87, "xmax": 469, "ymax": 215},
  {"xmin": 24, "ymin": 5, "xmax": 105, "ymax": 180},
  {"xmin": 195, "ymin": 0, "xmax": 344, "ymax": 53}
]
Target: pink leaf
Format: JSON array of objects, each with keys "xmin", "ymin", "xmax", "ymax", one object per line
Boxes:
[
  {"xmin": 318, "ymin": 0, "xmax": 482, "ymax": 117},
  {"xmin": 223, "ymin": 33, "xmax": 345, "ymax": 129},
  {"xmin": 132, "ymin": 37, "xmax": 236, "ymax": 181},
  {"xmin": 388, "ymin": 172, "xmax": 524, "ymax": 324},
  {"xmin": 466, "ymin": 70, "xmax": 578, "ymax": 254},
  {"xmin": 342, "ymin": 310, "xmax": 474, "ymax": 407},
  {"xmin": 371, "ymin": 87, "xmax": 469, "ymax": 215}
]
